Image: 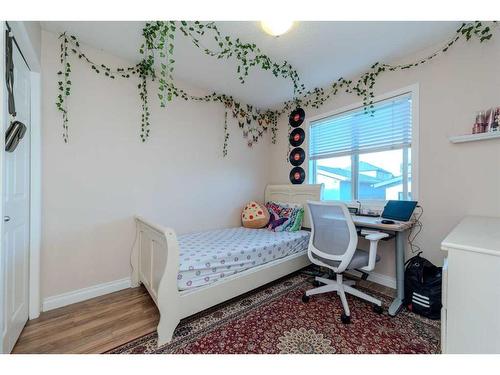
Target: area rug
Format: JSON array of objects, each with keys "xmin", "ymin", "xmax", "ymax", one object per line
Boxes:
[{"xmin": 108, "ymin": 273, "xmax": 440, "ymax": 354}]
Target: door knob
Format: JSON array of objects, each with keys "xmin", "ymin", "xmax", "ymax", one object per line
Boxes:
[{"xmin": 3, "ymin": 216, "xmax": 11, "ymax": 222}]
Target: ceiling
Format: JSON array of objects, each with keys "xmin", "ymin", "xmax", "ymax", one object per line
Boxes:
[{"xmin": 41, "ymin": 21, "xmax": 460, "ymax": 108}]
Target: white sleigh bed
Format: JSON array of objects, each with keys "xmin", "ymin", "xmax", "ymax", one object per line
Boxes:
[{"xmin": 130, "ymin": 184, "xmax": 323, "ymax": 346}]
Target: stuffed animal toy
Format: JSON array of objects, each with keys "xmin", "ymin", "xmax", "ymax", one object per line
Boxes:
[{"xmin": 241, "ymin": 201, "xmax": 270, "ymax": 229}]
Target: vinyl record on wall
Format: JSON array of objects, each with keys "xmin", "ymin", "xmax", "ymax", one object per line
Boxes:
[
  {"xmin": 289, "ymin": 166, "xmax": 305, "ymax": 184},
  {"xmin": 288, "ymin": 107, "xmax": 305, "ymax": 127},
  {"xmin": 289, "ymin": 128, "xmax": 305, "ymax": 147},
  {"xmin": 289, "ymin": 147, "xmax": 305, "ymax": 166}
]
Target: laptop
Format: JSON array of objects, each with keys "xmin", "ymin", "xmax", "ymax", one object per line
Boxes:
[{"xmin": 381, "ymin": 200, "xmax": 418, "ymax": 222}]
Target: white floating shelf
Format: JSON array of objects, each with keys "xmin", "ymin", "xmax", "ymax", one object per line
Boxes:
[{"xmin": 449, "ymin": 131, "xmax": 500, "ymax": 144}]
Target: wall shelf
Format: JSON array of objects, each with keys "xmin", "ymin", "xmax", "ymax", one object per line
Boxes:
[{"xmin": 449, "ymin": 131, "xmax": 500, "ymax": 144}]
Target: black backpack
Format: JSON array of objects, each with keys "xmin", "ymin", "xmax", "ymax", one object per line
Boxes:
[{"xmin": 404, "ymin": 252, "xmax": 442, "ymax": 320}]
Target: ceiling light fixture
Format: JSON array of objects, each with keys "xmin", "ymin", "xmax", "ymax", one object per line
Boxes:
[{"xmin": 260, "ymin": 20, "xmax": 294, "ymax": 37}]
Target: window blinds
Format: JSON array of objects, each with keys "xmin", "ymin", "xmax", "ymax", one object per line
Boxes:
[{"xmin": 309, "ymin": 94, "xmax": 412, "ymax": 160}]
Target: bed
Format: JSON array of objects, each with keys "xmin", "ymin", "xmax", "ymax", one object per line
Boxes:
[{"xmin": 130, "ymin": 184, "xmax": 323, "ymax": 346}]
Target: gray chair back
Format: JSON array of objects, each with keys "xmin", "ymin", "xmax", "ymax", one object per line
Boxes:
[{"xmin": 307, "ymin": 201, "xmax": 358, "ymax": 272}]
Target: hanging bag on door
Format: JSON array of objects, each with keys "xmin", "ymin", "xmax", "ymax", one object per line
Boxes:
[
  {"xmin": 5, "ymin": 120, "xmax": 27, "ymax": 152},
  {"xmin": 404, "ymin": 252, "xmax": 442, "ymax": 319},
  {"xmin": 4, "ymin": 30, "xmax": 27, "ymax": 153}
]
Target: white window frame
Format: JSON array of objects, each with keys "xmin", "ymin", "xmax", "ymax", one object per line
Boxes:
[{"xmin": 307, "ymin": 84, "xmax": 419, "ymax": 207}]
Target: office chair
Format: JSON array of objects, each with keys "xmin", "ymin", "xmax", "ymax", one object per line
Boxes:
[{"xmin": 302, "ymin": 201, "xmax": 388, "ymax": 323}]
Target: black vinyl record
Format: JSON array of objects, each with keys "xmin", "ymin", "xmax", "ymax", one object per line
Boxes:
[
  {"xmin": 289, "ymin": 147, "xmax": 305, "ymax": 166},
  {"xmin": 289, "ymin": 167, "xmax": 305, "ymax": 184},
  {"xmin": 289, "ymin": 107, "xmax": 305, "ymax": 127},
  {"xmin": 289, "ymin": 128, "xmax": 305, "ymax": 147}
]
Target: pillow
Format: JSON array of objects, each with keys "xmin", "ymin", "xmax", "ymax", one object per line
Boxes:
[
  {"xmin": 267, "ymin": 211, "xmax": 288, "ymax": 230},
  {"xmin": 265, "ymin": 201, "xmax": 305, "ymax": 232},
  {"xmin": 241, "ymin": 201, "xmax": 270, "ymax": 229}
]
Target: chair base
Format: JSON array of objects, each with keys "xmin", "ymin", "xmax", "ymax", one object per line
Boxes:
[{"xmin": 303, "ymin": 274, "xmax": 382, "ymax": 320}]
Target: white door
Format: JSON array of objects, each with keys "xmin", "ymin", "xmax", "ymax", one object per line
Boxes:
[{"xmin": 2, "ymin": 42, "xmax": 31, "ymax": 353}]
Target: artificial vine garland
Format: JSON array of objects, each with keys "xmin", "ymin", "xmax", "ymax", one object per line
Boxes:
[
  {"xmin": 284, "ymin": 21, "xmax": 495, "ymax": 114},
  {"xmin": 56, "ymin": 21, "xmax": 495, "ymax": 155},
  {"xmin": 56, "ymin": 34, "xmax": 155, "ymax": 142}
]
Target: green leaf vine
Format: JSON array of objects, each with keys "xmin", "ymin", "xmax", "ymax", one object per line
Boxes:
[
  {"xmin": 56, "ymin": 33, "xmax": 155, "ymax": 143},
  {"xmin": 282, "ymin": 21, "xmax": 496, "ymax": 114},
  {"xmin": 56, "ymin": 21, "xmax": 496, "ymax": 155}
]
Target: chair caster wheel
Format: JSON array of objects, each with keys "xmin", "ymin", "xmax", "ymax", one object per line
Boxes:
[
  {"xmin": 373, "ymin": 305, "xmax": 383, "ymax": 314},
  {"xmin": 341, "ymin": 313, "xmax": 351, "ymax": 324},
  {"xmin": 302, "ymin": 293, "xmax": 310, "ymax": 303},
  {"xmin": 312, "ymin": 280, "xmax": 322, "ymax": 287}
]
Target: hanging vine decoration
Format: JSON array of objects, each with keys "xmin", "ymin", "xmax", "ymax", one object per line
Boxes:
[
  {"xmin": 281, "ymin": 21, "xmax": 496, "ymax": 115},
  {"xmin": 222, "ymin": 108, "xmax": 229, "ymax": 157},
  {"xmin": 56, "ymin": 21, "xmax": 496, "ymax": 154},
  {"xmin": 57, "ymin": 21, "xmax": 290, "ymax": 151},
  {"xmin": 56, "ymin": 34, "xmax": 156, "ymax": 143},
  {"xmin": 56, "ymin": 34, "xmax": 70, "ymax": 143},
  {"xmin": 138, "ymin": 20, "xmax": 306, "ymax": 149}
]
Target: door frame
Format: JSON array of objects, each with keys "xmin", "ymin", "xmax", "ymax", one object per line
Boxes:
[{"xmin": 0, "ymin": 21, "xmax": 42, "ymax": 353}]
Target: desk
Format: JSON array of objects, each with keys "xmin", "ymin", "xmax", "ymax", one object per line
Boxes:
[{"xmin": 351, "ymin": 215, "xmax": 414, "ymax": 316}]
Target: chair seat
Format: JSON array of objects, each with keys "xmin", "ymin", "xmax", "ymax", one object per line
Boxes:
[{"xmin": 312, "ymin": 249, "xmax": 381, "ymax": 270}]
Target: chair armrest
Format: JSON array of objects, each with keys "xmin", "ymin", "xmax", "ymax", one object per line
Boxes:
[
  {"xmin": 364, "ymin": 232, "xmax": 389, "ymax": 241},
  {"xmin": 361, "ymin": 232, "xmax": 389, "ymax": 271}
]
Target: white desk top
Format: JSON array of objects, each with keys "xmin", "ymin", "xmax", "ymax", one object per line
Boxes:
[
  {"xmin": 352, "ymin": 215, "xmax": 414, "ymax": 232},
  {"xmin": 441, "ymin": 215, "xmax": 500, "ymax": 257}
]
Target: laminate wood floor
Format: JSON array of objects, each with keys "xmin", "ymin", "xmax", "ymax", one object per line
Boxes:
[
  {"xmin": 12, "ymin": 286, "xmax": 159, "ymax": 354},
  {"xmin": 12, "ymin": 277, "xmax": 395, "ymax": 354}
]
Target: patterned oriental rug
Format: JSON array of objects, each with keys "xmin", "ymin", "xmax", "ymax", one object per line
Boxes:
[{"xmin": 108, "ymin": 273, "xmax": 440, "ymax": 354}]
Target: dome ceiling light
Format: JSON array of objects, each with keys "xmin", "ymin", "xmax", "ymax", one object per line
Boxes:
[{"xmin": 260, "ymin": 21, "xmax": 294, "ymax": 37}]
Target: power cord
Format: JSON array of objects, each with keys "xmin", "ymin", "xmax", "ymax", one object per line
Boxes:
[{"xmin": 408, "ymin": 205, "xmax": 423, "ymax": 253}]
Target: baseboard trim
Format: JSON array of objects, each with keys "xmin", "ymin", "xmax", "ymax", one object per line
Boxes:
[
  {"xmin": 42, "ymin": 277, "xmax": 131, "ymax": 312},
  {"xmin": 41, "ymin": 270, "xmax": 395, "ymax": 312},
  {"xmin": 346, "ymin": 270, "xmax": 396, "ymax": 289}
]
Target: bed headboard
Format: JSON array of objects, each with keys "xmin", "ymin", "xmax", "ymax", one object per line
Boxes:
[{"xmin": 264, "ymin": 184, "xmax": 324, "ymax": 229}]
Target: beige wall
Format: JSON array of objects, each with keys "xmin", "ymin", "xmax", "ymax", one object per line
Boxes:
[
  {"xmin": 269, "ymin": 36, "xmax": 500, "ymax": 278},
  {"xmin": 41, "ymin": 30, "xmax": 272, "ymax": 299}
]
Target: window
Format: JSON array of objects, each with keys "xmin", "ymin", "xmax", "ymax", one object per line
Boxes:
[{"xmin": 309, "ymin": 93, "xmax": 413, "ymax": 201}]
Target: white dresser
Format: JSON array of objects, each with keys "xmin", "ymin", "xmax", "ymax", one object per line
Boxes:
[{"xmin": 441, "ymin": 216, "xmax": 500, "ymax": 353}]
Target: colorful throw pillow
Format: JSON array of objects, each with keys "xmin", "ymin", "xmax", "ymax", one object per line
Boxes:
[
  {"xmin": 241, "ymin": 201, "xmax": 270, "ymax": 229},
  {"xmin": 265, "ymin": 201, "xmax": 305, "ymax": 232},
  {"xmin": 267, "ymin": 211, "xmax": 288, "ymax": 230}
]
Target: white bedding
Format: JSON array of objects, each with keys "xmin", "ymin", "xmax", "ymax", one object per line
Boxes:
[{"xmin": 177, "ymin": 227, "xmax": 310, "ymax": 291}]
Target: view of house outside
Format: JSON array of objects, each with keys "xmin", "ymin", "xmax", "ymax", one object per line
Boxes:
[{"xmin": 314, "ymin": 149, "xmax": 411, "ymax": 201}]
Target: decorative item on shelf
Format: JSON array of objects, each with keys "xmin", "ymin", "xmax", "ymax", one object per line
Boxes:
[
  {"xmin": 486, "ymin": 107, "xmax": 499, "ymax": 132},
  {"xmin": 472, "ymin": 107, "xmax": 500, "ymax": 134},
  {"xmin": 473, "ymin": 110, "xmax": 487, "ymax": 134},
  {"xmin": 288, "ymin": 107, "xmax": 306, "ymax": 184},
  {"xmin": 289, "ymin": 167, "xmax": 306, "ymax": 184}
]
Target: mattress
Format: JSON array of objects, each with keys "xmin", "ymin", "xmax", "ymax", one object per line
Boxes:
[{"xmin": 177, "ymin": 227, "xmax": 310, "ymax": 291}]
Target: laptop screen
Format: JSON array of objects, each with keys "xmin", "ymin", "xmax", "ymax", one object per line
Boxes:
[{"xmin": 381, "ymin": 200, "xmax": 418, "ymax": 222}]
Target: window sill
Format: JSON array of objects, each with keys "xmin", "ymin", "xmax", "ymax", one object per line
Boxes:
[{"xmin": 321, "ymin": 199, "xmax": 386, "ymax": 216}]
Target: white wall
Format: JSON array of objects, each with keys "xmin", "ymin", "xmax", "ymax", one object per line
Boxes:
[
  {"xmin": 41, "ymin": 30, "xmax": 272, "ymax": 299},
  {"xmin": 269, "ymin": 35, "xmax": 500, "ymax": 278}
]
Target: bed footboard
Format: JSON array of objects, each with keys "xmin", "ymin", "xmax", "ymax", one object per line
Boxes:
[{"xmin": 131, "ymin": 216, "xmax": 181, "ymax": 346}]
